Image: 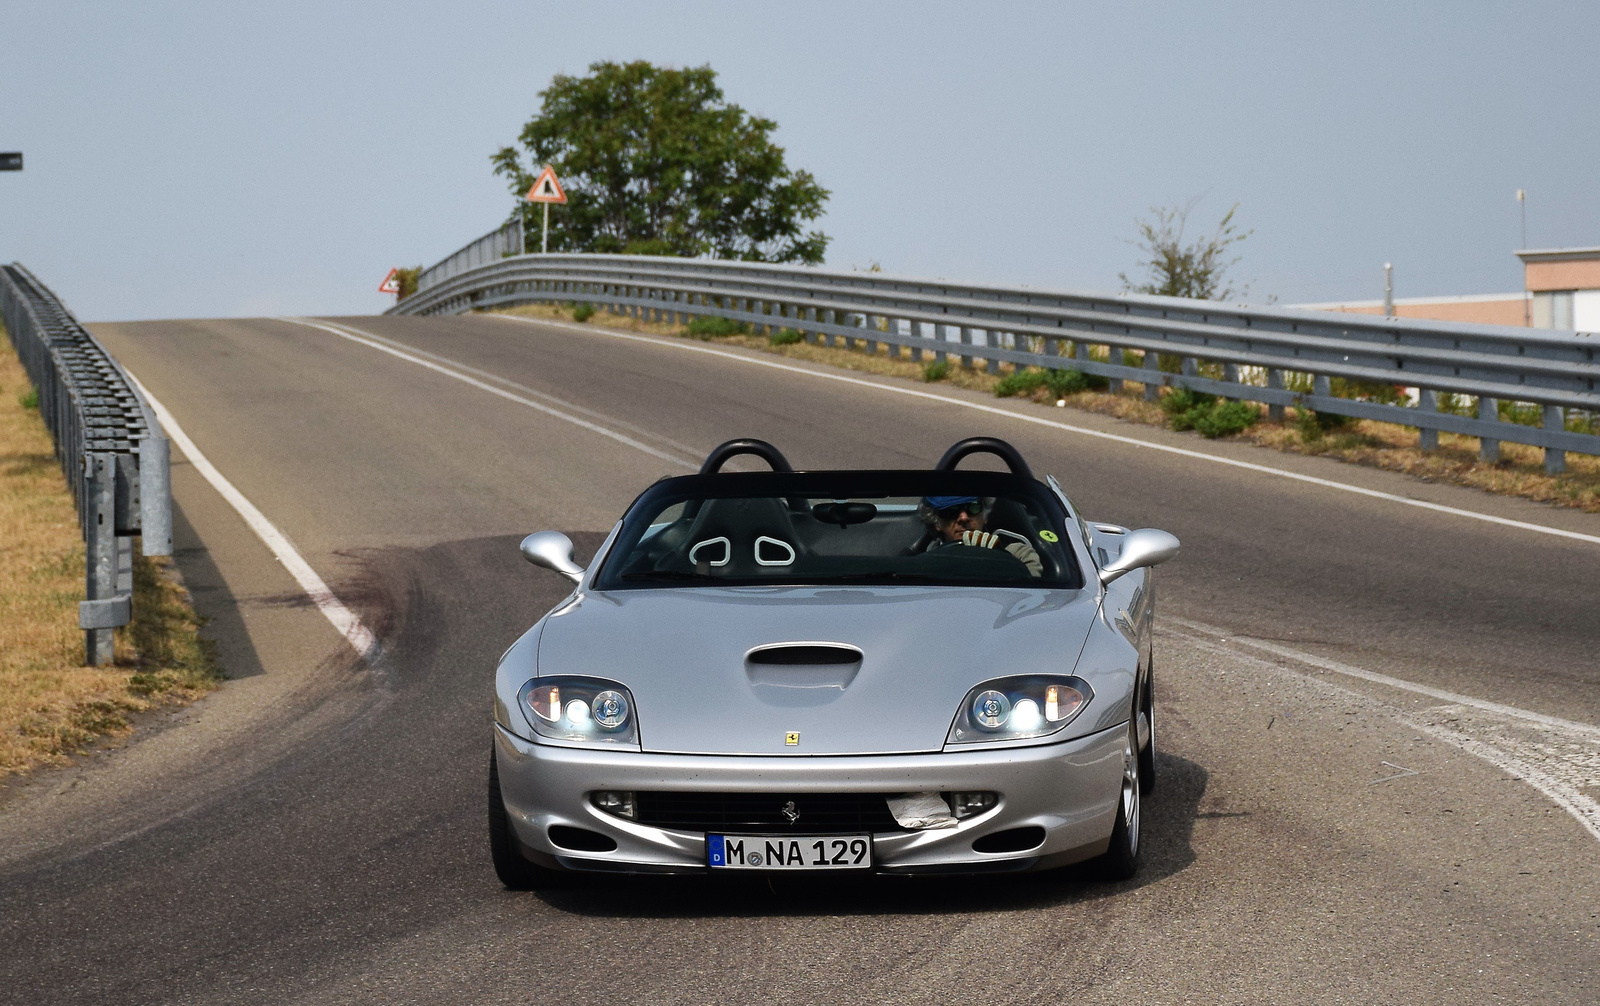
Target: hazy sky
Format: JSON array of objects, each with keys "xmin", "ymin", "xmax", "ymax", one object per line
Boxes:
[{"xmin": 4, "ymin": 1, "xmax": 1597, "ymax": 321}]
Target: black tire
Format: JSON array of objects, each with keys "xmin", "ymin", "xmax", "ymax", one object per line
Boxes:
[
  {"xmin": 1091, "ymin": 716, "xmax": 1142, "ymax": 882},
  {"xmin": 488, "ymin": 747, "xmax": 564, "ymax": 890},
  {"xmin": 1137, "ymin": 665, "xmax": 1156, "ymax": 796}
]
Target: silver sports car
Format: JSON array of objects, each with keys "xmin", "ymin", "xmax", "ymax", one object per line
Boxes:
[{"xmin": 490, "ymin": 437, "xmax": 1178, "ymax": 885}]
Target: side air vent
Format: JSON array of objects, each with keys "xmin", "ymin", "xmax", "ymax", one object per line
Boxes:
[
  {"xmin": 548, "ymin": 826, "xmax": 618, "ymax": 853},
  {"xmin": 972, "ymin": 826, "xmax": 1047, "ymax": 854}
]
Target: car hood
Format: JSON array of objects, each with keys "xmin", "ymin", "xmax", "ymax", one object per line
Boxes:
[{"xmin": 535, "ymin": 585, "xmax": 1100, "ymax": 755}]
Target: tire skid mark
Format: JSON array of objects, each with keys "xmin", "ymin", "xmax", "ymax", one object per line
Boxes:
[{"xmin": 1169, "ymin": 625, "xmax": 1600, "ymax": 844}]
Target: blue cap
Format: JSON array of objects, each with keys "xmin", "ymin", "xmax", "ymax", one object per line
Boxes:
[{"xmin": 924, "ymin": 495, "xmax": 980, "ymax": 510}]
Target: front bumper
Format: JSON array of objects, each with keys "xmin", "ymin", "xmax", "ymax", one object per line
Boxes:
[{"xmin": 493, "ymin": 721, "xmax": 1126, "ymax": 875}]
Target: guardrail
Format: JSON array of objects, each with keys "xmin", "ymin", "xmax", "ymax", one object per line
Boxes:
[
  {"xmin": 388, "ymin": 248, "xmax": 1600, "ymax": 472},
  {"xmin": 415, "ymin": 220, "xmax": 524, "ymax": 294},
  {"xmin": 1, "ymin": 264, "xmax": 171, "ymax": 665}
]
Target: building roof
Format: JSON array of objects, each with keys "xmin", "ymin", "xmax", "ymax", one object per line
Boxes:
[{"xmin": 1515, "ymin": 247, "xmax": 1600, "ymax": 264}]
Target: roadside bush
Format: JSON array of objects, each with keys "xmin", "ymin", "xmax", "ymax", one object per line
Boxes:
[
  {"xmin": 995, "ymin": 369, "xmax": 1048, "ymax": 398},
  {"xmin": 1160, "ymin": 388, "xmax": 1258, "ymax": 437},
  {"xmin": 1161, "ymin": 387, "xmax": 1216, "ymax": 431},
  {"xmin": 1194, "ymin": 399, "xmax": 1260, "ymax": 438},
  {"xmin": 685, "ymin": 315, "xmax": 749, "ymax": 339},
  {"xmin": 571, "ymin": 302, "xmax": 596, "ymax": 323},
  {"xmin": 20, "ymin": 387, "xmax": 37, "ymax": 410},
  {"xmin": 921, "ymin": 358, "xmax": 951, "ymax": 382},
  {"xmin": 1046, "ymin": 368, "xmax": 1107, "ymax": 397},
  {"xmin": 770, "ymin": 328, "xmax": 804, "ymax": 346},
  {"xmin": 995, "ymin": 368, "xmax": 1104, "ymax": 399}
]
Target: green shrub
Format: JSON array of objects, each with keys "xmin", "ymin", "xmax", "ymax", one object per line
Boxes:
[
  {"xmin": 1045, "ymin": 368, "xmax": 1106, "ymax": 397},
  {"xmin": 571, "ymin": 302, "xmax": 596, "ymax": 322},
  {"xmin": 1194, "ymin": 399, "xmax": 1260, "ymax": 438},
  {"xmin": 921, "ymin": 358, "xmax": 951, "ymax": 382},
  {"xmin": 685, "ymin": 315, "xmax": 749, "ymax": 339},
  {"xmin": 769, "ymin": 328, "xmax": 804, "ymax": 346},
  {"xmin": 20, "ymin": 387, "xmax": 38, "ymax": 410},
  {"xmin": 1160, "ymin": 387, "xmax": 1215, "ymax": 431},
  {"xmin": 995, "ymin": 367, "xmax": 1103, "ymax": 399},
  {"xmin": 1162, "ymin": 387, "xmax": 1257, "ymax": 436},
  {"xmin": 994, "ymin": 369, "xmax": 1049, "ymax": 398}
]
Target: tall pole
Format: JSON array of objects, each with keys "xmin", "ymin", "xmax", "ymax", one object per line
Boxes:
[
  {"xmin": 542, "ymin": 202, "xmax": 549, "ymax": 255},
  {"xmin": 1517, "ymin": 189, "xmax": 1530, "ymax": 326}
]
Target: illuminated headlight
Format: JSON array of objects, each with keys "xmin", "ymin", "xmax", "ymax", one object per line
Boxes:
[
  {"xmin": 518, "ymin": 676, "xmax": 639, "ymax": 746},
  {"xmin": 947, "ymin": 675, "xmax": 1093, "ymax": 745}
]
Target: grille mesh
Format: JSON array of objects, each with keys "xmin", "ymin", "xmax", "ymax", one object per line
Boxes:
[{"xmin": 631, "ymin": 792, "xmax": 906, "ymax": 833}]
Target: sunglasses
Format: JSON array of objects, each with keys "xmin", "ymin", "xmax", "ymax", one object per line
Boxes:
[{"xmin": 933, "ymin": 500, "xmax": 986, "ymax": 522}]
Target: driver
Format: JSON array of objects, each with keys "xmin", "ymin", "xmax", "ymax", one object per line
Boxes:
[{"xmin": 919, "ymin": 496, "xmax": 1042, "ymax": 577}]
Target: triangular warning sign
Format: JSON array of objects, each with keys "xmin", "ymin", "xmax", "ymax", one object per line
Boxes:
[
  {"xmin": 525, "ymin": 165, "xmax": 568, "ymax": 204},
  {"xmin": 378, "ymin": 267, "xmax": 400, "ymax": 294}
]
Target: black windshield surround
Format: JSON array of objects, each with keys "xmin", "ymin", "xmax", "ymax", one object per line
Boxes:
[{"xmin": 594, "ymin": 470, "xmax": 1084, "ymax": 591}]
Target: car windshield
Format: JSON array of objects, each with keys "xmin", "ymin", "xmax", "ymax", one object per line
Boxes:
[{"xmin": 594, "ymin": 471, "xmax": 1084, "ymax": 590}]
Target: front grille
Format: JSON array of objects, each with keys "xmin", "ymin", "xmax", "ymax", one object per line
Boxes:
[{"xmin": 632, "ymin": 792, "xmax": 907, "ymax": 833}]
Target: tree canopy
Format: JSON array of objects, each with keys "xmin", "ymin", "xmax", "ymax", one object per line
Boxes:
[
  {"xmin": 492, "ymin": 61, "xmax": 829, "ymax": 263},
  {"xmin": 1120, "ymin": 200, "xmax": 1251, "ymax": 301}
]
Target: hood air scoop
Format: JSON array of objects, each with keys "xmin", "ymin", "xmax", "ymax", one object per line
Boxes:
[{"xmin": 745, "ymin": 643, "xmax": 862, "ymax": 708}]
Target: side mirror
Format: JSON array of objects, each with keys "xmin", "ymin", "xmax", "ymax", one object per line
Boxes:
[
  {"xmin": 520, "ymin": 531, "xmax": 585, "ymax": 584},
  {"xmin": 1098, "ymin": 528, "xmax": 1180, "ymax": 586}
]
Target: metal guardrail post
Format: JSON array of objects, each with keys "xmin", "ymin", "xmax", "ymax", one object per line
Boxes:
[
  {"xmin": 82, "ymin": 452, "xmax": 120, "ymax": 664},
  {"xmin": 1544, "ymin": 407, "xmax": 1566, "ymax": 474},
  {"xmin": 1418, "ymin": 389, "xmax": 1440, "ymax": 451},
  {"xmin": 1479, "ymin": 398, "xmax": 1500, "ymax": 463},
  {"xmin": 1144, "ymin": 350, "xmax": 1162, "ymax": 402},
  {"xmin": 1266, "ymin": 368, "xmax": 1285, "ymax": 420}
]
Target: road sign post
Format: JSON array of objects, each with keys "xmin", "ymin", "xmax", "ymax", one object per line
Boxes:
[{"xmin": 525, "ymin": 165, "xmax": 568, "ymax": 254}]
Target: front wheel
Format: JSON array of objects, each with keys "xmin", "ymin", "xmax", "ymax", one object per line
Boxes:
[
  {"xmin": 488, "ymin": 748, "xmax": 565, "ymax": 890},
  {"xmin": 1091, "ymin": 716, "xmax": 1142, "ymax": 881}
]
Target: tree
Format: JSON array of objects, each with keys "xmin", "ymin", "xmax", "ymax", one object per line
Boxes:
[
  {"xmin": 1119, "ymin": 200, "xmax": 1251, "ymax": 300},
  {"xmin": 492, "ymin": 61, "xmax": 830, "ymax": 263}
]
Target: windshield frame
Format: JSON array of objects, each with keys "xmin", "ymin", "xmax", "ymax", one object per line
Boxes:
[{"xmin": 591, "ymin": 470, "xmax": 1085, "ymax": 592}]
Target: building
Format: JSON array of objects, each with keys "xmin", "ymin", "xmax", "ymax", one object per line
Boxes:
[
  {"xmin": 1517, "ymin": 246, "xmax": 1600, "ymax": 331},
  {"xmin": 1294, "ymin": 246, "xmax": 1600, "ymax": 332}
]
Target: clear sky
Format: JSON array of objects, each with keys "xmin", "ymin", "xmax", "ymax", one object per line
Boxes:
[{"xmin": 4, "ymin": 1, "xmax": 1597, "ymax": 321}]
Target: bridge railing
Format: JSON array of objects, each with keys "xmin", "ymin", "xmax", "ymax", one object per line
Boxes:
[
  {"xmin": 1, "ymin": 264, "xmax": 171, "ymax": 665},
  {"xmin": 388, "ymin": 248, "xmax": 1599, "ymax": 471},
  {"xmin": 414, "ymin": 220, "xmax": 524, "ymax": 295}
]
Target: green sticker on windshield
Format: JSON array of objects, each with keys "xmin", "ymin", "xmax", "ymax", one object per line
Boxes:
[{"xmin": 1039, "ymin": 530, "xmax": 1059, "ymax": 543}]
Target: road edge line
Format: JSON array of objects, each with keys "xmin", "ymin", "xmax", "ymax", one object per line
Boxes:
[{"xmin": 126, "ymin": 371, "xmax": 379, "ymax": 661}]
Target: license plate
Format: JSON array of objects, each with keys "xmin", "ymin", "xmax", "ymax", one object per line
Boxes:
[{"xmin": 708, "ymin": 834, "xmax": 872, "ymax": 871}]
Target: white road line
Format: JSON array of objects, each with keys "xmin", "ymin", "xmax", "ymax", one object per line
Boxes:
[
  {"xmin": 1169, "ymin": 614, "xmax": 1600, "ymax": 741},
  {"xmin": 309, "ymin": 319, "xmax": 704, "ymax": 460},
  {"xmin": 278, "ymin": 317, "xmax": 698, "ymax": 469},
  {"xmin": 494, "ymin": 313, "xmax": 1600, "ymax": 547},
  {"xmin": 126, "ymin": 373, "xmax": 379, "ymax": 662}
]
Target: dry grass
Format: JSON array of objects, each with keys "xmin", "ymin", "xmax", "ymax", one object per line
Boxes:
[
  {"xmin": 491, "ymin": 302, "xmax": 1600, "ymax": 513},
  {"xmin": 0, "ymin": 331, "xmax": 221, "ymax": 777}
]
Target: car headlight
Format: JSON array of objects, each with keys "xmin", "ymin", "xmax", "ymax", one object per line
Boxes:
[
  {"xmin": 947, "ymin": 675, "xmax": 1093, "ymax": 745},
  {"xmin": 517, "ymin": 676, "xmax": 638, "ymax": 746}
]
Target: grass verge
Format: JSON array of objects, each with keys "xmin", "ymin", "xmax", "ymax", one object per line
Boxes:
[
  {"xmin": 489, "ymin": 302, "xmax": 1600, "ymax": 513},
  {"xmin": 1, "ymin": 330, "xmax": 221, "ymax": 778}
]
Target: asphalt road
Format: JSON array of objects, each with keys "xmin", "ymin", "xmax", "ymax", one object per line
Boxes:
[{"xmin": 2, "ymin": 311, "xmax": 1597, "ymax": 1004}]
